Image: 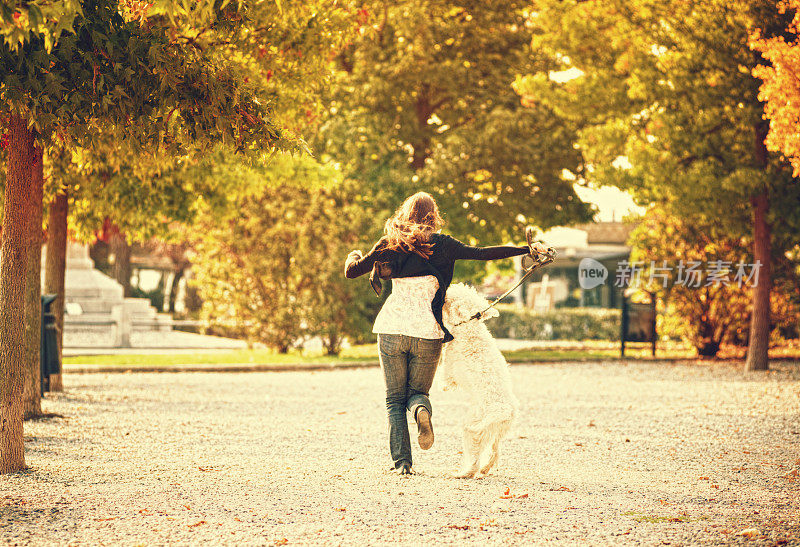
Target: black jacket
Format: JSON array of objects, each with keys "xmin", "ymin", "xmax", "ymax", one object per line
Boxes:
[{"xmin": 344, "ymin": 233, "xmax": 528, "ymax": 342}]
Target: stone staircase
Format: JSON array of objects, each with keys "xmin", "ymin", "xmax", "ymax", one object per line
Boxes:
[{"xmin": 44, "ymin": 243, "xmax": 172, "ymax": 348}]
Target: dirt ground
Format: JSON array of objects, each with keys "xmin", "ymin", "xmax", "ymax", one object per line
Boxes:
[{"xmin": 2, "ymin": 361, "xmax": 799, "ymax": 545}]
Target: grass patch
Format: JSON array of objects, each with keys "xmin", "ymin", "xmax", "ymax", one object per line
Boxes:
[
  {"xmin": 63, "ymin": 343, "xmax": 697, "ymax": 367},
  {"xmin": 504, "ymin": 347, "xmax": 694, "ymax": 362},
  {"xmin": 505, "ymin": 349, "xmax": 619, "ymax": 362},
  {"xmin": 63, "ymin": 345, "xmax": 378, "ymax": 367},
  {"xmin": 622, "ymin": 511, "xmax": 706, "ymax": 524}
]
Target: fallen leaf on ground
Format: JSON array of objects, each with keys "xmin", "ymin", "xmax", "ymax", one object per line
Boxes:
[
  {"xmin": 737, "ymin": 528, "xmax": 761, "ymax": 538},
  {"xmin": 500, "ymin": 490, "xmax": 529, "ymax": 500}
]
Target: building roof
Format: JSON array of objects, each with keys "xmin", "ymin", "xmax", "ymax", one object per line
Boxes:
[
  {"xmin": 527, "ymin": 221, "xmax": 636, "ymax": 272},
  {"xmin": 574, "ymin": 221, "xmax": 636, "ymax": 245},
  {"xmin": 522, "ymin": 244, "xmax": 630, "ymax": 270}
]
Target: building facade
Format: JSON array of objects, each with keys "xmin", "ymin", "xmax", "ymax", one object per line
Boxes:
[{"xmin": 519, "ymin": 222, "xmax": 635, "ymax": 310}]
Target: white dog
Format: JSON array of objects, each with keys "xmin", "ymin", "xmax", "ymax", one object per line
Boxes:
[{"xmin": 439, "ymin": 283, "xmax": 520, "ymax": 478}]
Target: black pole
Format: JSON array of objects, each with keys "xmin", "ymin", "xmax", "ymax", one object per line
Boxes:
[
  {"xmin": 620, "ymin": 295, "xmax": 627, "ymax": 358},
  {"xmin": 40, "ymin": 296, "xmax": 48, "ymax": 394},
  {"xmin": 40, "ymin": 294, "xmax": 58, "ymax": 394},
  {"xmin": 651, "ymin": 297, "xmax": 657, "ymax": 357}
]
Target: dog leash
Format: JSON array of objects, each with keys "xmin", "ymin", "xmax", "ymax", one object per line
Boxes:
[
  {"xmin": 451, "ymin": 250, "xmax": 556, "ymax": 327},
  {"xmin": 453, "ymin": 226, "xmax": 557, "ymax": 326}
]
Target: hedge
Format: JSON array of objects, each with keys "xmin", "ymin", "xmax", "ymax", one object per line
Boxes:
[{"xmin": 487, "ymin": 305, "xmax": 621, "ymax": 341}]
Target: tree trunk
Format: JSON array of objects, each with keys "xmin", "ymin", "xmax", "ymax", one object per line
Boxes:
[
  {"xmin": 744, "ymin": 190, "xmax": 772, "ymax": 371},
  {"xmin": 0, "ymin": 115, "xmax": 34, "ymax": 473},
  {"xmin": 745, "ymin": 121, "xmax": 773, "ymax": 372},
  {"xmin": 156, "ymin": 271, "xmax": 167, "ymax": 311},
  {"xmin": 411, "ymin": 87, "xmax": 433, "ymax": 170},
  {"xmin": 697, "ymin": 340, "xmax": 720, "ymax": 358},
  {"xmin": 411, "ymin": 137, "xmax": 431, "ymax": 170},
  {"xmin": 324, "ymin": 333, "xmax": 341, "ymax": 356},
  {"xmin": 168, "ymin": 268, "xmax": 184, "ymax": 314},
  {"xmin": 110, "ymin": 231, "xmax": 132, "ymax": 297},
  {"xmin": 44, "ymin": 191, "xmax": 68, "ymax": 392},
  {"xmin": 22, "ymin": 147, "xmax": 43, "ymax": 418}
]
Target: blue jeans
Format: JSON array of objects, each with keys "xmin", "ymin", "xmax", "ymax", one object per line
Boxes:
[{"xmin": 377, "ymin": 334, "xmax": 443, "ymax": 468}]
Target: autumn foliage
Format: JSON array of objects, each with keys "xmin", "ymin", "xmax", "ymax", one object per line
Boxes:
[
  {"xmin": 630, "ymin": 207, "xmax": 799, "ymax": 357},
  {"xmin": 753, "ymin": 1, "xmax": 800, "ymax": 175}
]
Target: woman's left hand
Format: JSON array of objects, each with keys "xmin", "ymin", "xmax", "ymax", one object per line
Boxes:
[{"xmin": 529, "ymin": 241, "xmax": 549, "ymax": 256}]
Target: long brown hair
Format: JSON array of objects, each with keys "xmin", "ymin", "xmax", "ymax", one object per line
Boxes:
[{"xmin": 384, "ymin": 192, "xmax": 444, "ymax": 258}]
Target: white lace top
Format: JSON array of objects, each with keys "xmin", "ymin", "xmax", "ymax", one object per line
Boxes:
[{"xmin": 372, "ymin": 275, "xmax": 445, "ymax": 340}]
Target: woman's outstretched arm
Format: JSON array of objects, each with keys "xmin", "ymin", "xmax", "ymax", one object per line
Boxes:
[
  {"xmin": 450, "ymin": 238, "xmax": 530, "ymax": 261},
  {"xmin": 448, "ymin": 234, "xmax": 549, "ymax": 261}
]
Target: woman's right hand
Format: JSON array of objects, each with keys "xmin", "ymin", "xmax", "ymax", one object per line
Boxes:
[{"xmin": 344, "ymin": 250, "xmax": 364, "ymax": 277}]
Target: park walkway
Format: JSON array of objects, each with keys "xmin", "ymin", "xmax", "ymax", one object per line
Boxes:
[{"xmin": 2, "ymin": 362, "xmax": 799, "ymax": 544}]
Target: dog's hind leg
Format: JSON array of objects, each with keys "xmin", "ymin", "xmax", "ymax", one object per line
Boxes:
[
  {"xmin": 479, "ymin": 436, "xmax": 501, "ymax": 475},
  {"xmin": 455, "ymin": 428, "xmax": 481, "ymax": 478}
]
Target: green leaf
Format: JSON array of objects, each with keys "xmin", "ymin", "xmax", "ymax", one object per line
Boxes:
[{"xmin": 28, "ymin": 5, "xmax": 42, "ymax": 28}]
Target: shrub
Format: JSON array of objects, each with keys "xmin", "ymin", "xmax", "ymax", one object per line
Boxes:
[
  {"xmin": 630, "ymin": 207, "xmax": 800, "ymax": 356},
  {"xmin": 488, "ymin": 304, "xmax": 621, "ymax": 341},
  {"xmin": 190, "ymin": 156, "xmax": 379, "ymax": 354}
]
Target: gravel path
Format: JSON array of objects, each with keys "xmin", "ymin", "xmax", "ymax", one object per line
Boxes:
[{"xmin": 3, "ymin": 362, "xmax": 799, "ymax": 545}]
